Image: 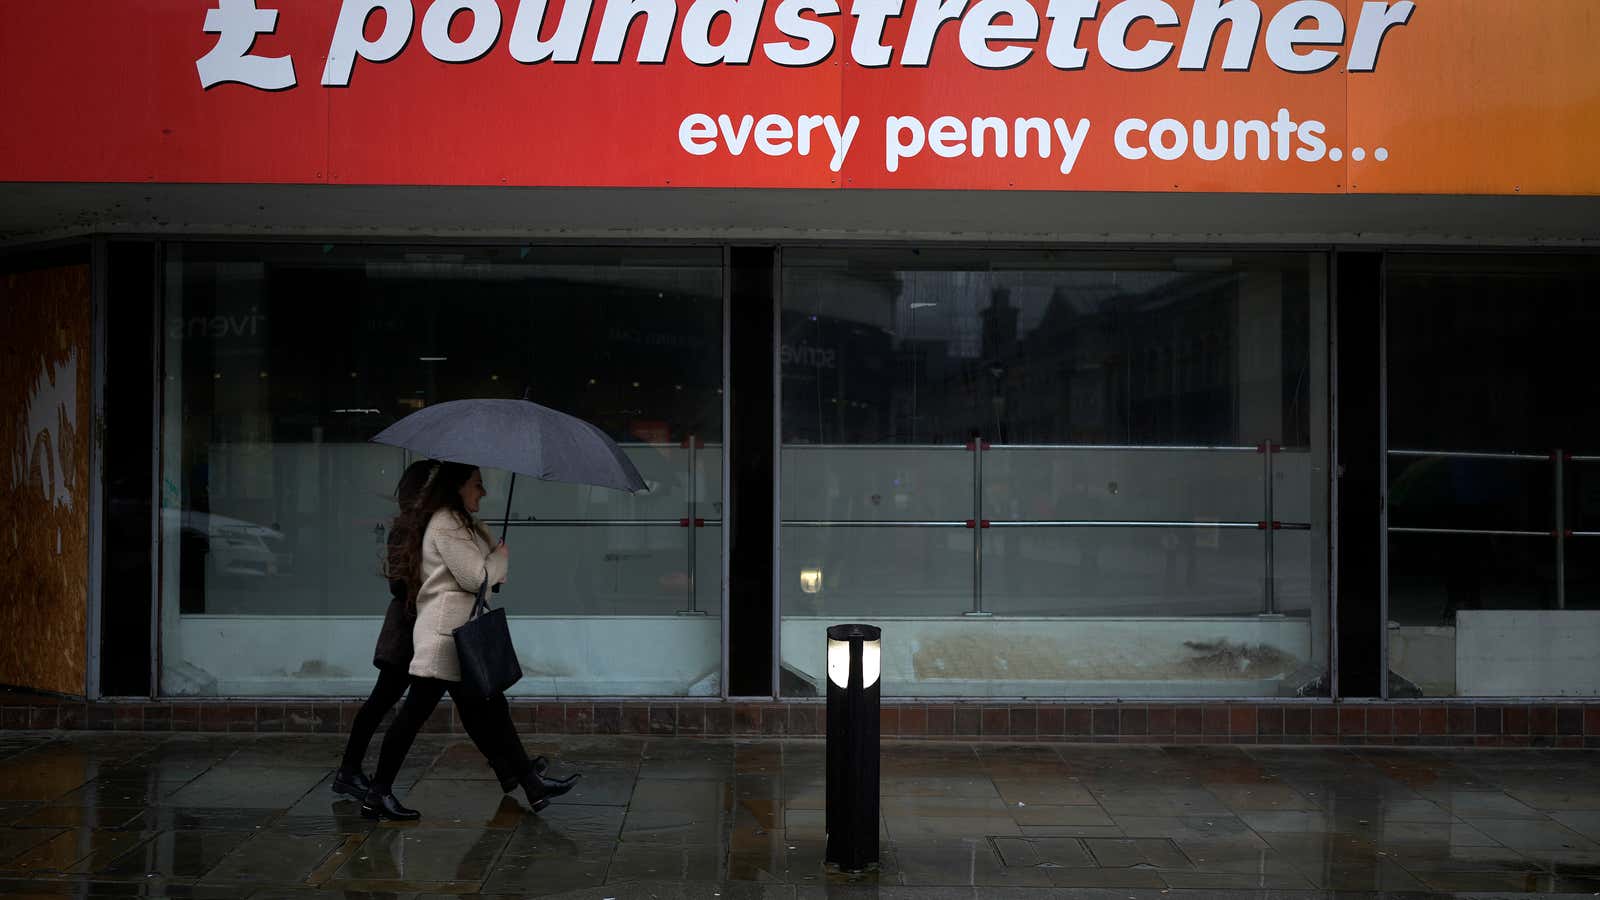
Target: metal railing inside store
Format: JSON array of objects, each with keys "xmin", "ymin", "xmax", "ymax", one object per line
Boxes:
[
  {"xmin": 484, "ymin": 439, "xmax": 718, "ymax": 616},
  {"xmin": 1387, "ymin": 449, "xmax": 1596, "ymax": 610},
  {"xmin": 783, "ymin": 441, "xmax": 1311, "ymax": 617}
]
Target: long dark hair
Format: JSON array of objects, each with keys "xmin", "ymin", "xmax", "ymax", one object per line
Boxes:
[
  {"xmin": 384, "ymin": 460, "xmax": 479, "ymax": 610},
  {"xmin": 380, "ymin": 459, "xmax": 438, "ymax": 600}
]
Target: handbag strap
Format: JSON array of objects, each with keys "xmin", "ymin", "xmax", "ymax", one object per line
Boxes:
[{"xmin": 471, "ymin": 564, "xmax": 491, "ymax": 620}]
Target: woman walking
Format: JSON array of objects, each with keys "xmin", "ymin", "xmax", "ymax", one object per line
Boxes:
[
  {"xmin": 333, "ymin": 460, "xmax": 550, "ymax": 799},
  {"xmin": 361, "ymin": 461, "xmax": 577, "ymax": 820}
]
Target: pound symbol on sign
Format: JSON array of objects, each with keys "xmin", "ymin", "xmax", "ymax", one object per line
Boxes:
[{"xmin": 196, "ymin": 0, "xmax": 297, "ymax": 91}]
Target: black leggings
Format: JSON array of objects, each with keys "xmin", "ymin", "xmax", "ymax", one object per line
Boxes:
[
  {"xmin": 341, "ymin": 667, "xmax": 522, "ymax": 782},
  {"xmin": 340, "ymin": 667, "xmax": 409, "ymax": 775},
  {"xmin": 370, "ymin": 676, "xmax": 530, "ymax": 791}
]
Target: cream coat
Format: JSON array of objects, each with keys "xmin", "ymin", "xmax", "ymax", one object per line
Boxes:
[{"xmin": 408, "ymin": 507, "xmax": 508, "ymax": 682}]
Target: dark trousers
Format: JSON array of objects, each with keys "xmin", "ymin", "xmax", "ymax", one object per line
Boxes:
[
  {"xmin": 340, "ymin": 666, "xmax": 409, "ymax": 775},
  {"xmin": 341, "ymin": 667, "xmax": 523, "ymax": 784},
  {"xmin": 371, "ymin": 676, "xmax": 530, "ymax": 791}
]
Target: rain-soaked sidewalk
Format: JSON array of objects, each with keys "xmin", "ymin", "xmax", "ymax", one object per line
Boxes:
[{"xmin": 0, "ymin": 732, "xmax": 1597, "ymax": 899}]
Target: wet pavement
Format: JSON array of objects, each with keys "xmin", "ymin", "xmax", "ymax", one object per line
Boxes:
[{"xmin": 0, "ymin": 732, "xmax": 1597, "ymax": 898}]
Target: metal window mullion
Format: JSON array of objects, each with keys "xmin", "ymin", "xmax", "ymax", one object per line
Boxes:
[
  {"xmin": 1327, "ymin": 249, "xmax": 1340, "ymax": 702},
  {"xmin": 1555, "ymin": 449, "xmax": 1565, "ymax": 610},
  {"xmin": 1263, "ymin": 441, "xmax": 1277, "ymax": 616},
  {"xmin": 87, "ymin": 238, "xmax": 108, "ymax": 699},
  {"xmin": 683, "ymin": 436, "xmax": 699, "ymax": 616},
  {"xmin": 991, "ymin": 443, "xmax": 1259, "ymax": 452},
  {"xmin": 770, "ymin": 246, "xmax": 782, "ymax": 700},
  {"xmin": 966, "ymin": 442, "xmax": 989, "ymax": 617},
  {"xmin": 153, "ymin": 241, "xmax": 172, "ymax": 698},
  {"xmin": 782, "ymin": 520, "xmax": 970, "ymax": 527},
  {"xmin": 1388, "ymin": 527, "xmax": 1552, "ymax": 538},
  {"xmin": 983, "ymin": 520, "xmax": 1280, "ymax": 529},
  {"xmin": 720, "ymin": 244, "xmax": 732, "ymax": 702},
  {"xmin": 1388, "ymin": 449, "xmax": 1552, "ymax": 462},
  {"xmin": 782, "ymin": 520, "xmax": 1303, "ymax": 528},
  {"xmin": 1378, "ymin": 252, "xmax": 1389, "ymax": 701},
  {"xmin": 783, "ymin": 443, "xmax": 967, "ymax": 451},
  {"xmin": 487, "ymin": 518, "xmax": 687, "ymax": 527}
]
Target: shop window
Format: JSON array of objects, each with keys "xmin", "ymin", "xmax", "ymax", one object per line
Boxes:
[
  {"xmin": 159, "ymin": 244, "xmax": 723, "ymax": 697},
  {"xmin": 1385, "ymin": 254, "xmax": 1600, "ymax": 698},
  {"xmin": 777, "ymin": 250, "xmax": 1330, "ymax": 698}
]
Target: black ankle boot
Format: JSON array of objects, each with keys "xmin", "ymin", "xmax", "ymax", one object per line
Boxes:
[
  {"xmin": 332, "ymin": 769, "xmax": 373, "ymax": 798},
  {"xmin": 360, "ymin": 789, "xmax": 421, "ymax": 821},
  {"xmin": 520, "ymin": 771, "xmax": 579, "ymax": 813},
  {"xmin": 496, "ymin": 756, "xmax": 549, "ymax": 793}
]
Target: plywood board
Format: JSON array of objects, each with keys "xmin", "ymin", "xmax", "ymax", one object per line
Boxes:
[{"xmin": 0, "ymin": 264, "xmax": 91, "ymax": 696}]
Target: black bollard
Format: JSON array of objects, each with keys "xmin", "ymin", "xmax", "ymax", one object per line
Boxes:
[{"xmin": 824, "ymin": 623, "xmax": 881, "ymax": 872}]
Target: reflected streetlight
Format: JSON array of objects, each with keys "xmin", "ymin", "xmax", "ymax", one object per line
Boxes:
[{"xmin": 800, "ymin": 567, "xmax": 823, "ymax": 594}]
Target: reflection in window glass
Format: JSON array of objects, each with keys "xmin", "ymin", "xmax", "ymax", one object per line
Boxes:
[
  {"xmin": 1385, "ymin": 254, "xmax": 1600, "ymax": 698},
  {"xmin": 778, "ymin": 251, "xmax": 1329, "ymax": 698},
  {"xmin": 159, "ymin": 244, "xmax": 723, "ymax": 697}
]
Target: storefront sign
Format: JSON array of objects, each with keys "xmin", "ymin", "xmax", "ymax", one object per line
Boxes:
[{"xmin": 1, "ymin": 0, "xmax": 1595, "ymax": 193}]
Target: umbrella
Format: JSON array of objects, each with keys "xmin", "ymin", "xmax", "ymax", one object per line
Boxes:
[{"xmin": 370, "ymin": 396, "xmax": 646, "ymax": 541}]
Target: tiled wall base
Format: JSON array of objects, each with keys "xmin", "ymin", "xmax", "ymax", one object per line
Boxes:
[{"xmin": 3, "ymin": 695, "xmax": 1599, "ymax": 746}]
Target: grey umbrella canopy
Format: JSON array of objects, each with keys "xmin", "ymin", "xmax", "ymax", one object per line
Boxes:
[{"xmin": 370, "ymin": 398, "xmax": 647, "ymax": 494}]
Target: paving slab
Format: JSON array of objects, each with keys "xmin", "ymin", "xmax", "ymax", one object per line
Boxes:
[{"xmin": 0, "ymin": 731, "xmax": 1592, "ymax": 896}]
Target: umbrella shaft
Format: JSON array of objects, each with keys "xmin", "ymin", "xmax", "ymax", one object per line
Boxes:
[{"xmin": 501, "ymin": 473, "xmax": 518, "ymax": 544}]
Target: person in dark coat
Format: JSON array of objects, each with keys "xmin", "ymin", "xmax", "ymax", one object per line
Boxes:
[{"xmin": 332, "ymin": 459, "xmax": 549, "ymax": 799}]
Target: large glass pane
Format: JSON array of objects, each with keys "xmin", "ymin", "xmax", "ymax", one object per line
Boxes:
[
  {"xmin": 477, "ymin": 443, "xmax": 716, "ymax": 619},
  {"xmin": 781, "ymin": 445, "xmax": 972, "ymax": 522},
  {"xmin": 486, "ymin": 443, "xmax": 701, "ymax": 523},
  {"xmin": 490, "ymin": 524, "xmax": 691, "ymax": 616},
  {"xmin": 779, "ymin": 250, "xmax": 1330, "ymax": 698},
  {"xmin": 1390, "ymin": 532, "xmax": 1556, "ymax": 623},
  {"xmin": 1571, "ymin": 457, "xmax": 1600, "ymax": 610},
  {"xmin": 781, "ymin": 524, "xmax": 972, "ymax": 619},
  {"xmin": 983, "ymin": 446, "xmax": 1265, "ymax": 523},
  {"xmin": 982, "ymin": 525, "xmax": 1265, "ymax": 617},
  {"xmin": 159, "ymin": 244, "xmax": 723, "ymax": 697},
  {"xmin": 1385, "ymin": 254, "xmax": 1600, "ymax": 697},
  {"xmin": 1389, "ymin": 455, "xmax": 1552, "ymax": 532}
]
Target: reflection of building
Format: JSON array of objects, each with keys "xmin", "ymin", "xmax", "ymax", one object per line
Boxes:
[
  {"xmin": 784, "ymin": 270, "xmax": 1279, "ymax": 448},
  {"xmin": 178, "ymin": 265, "xmax": 723, "ymax": 448},
  {"xmin": 994, "ymin": 278, "xmax": 1240, "ymax": 445}
]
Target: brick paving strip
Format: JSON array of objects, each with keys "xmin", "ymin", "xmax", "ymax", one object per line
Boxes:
[
  {"xmin": 0, "ymin": 731, "xmax": 1596, "ymax": 897},
  {"xmin": 6, "ymin": 695, "xmax": 1600, "ymax": 748}
]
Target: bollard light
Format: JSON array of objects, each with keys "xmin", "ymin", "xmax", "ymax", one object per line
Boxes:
[{"xmin": 825, "ymin": 623, "xmax": 881, "ymax": 873}]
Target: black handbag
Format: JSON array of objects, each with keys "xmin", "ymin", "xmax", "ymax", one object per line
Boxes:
[{"xmin": 452, "ymin": 566, "xmax": 523, "ymax": 699}]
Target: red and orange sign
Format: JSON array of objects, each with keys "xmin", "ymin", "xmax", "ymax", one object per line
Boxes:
[{"xmin": 0, "ymin": 0, "xmax": 1595, "ymax": 194}]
